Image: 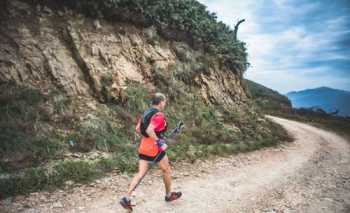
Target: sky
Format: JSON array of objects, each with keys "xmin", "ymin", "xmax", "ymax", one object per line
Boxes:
[{"xmin": 198, "ymin": 0, "xmax": 350, "ymax": 94}]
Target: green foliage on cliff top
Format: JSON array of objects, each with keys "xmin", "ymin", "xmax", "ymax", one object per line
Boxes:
[{"xmin": 39, "ymin": 0, "xmax": 248, "ymax": 74}]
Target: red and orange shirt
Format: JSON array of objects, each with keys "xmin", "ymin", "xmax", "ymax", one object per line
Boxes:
[{"xmin": 137, "ymin": 112, "xmax": 166, "ymax": 157}]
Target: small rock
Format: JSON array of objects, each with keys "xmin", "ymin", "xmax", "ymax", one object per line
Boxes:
[
  {"xmin": 2, "ymin": 197, "xmax": 13, "ymax": 206},
  {"xmin": 52, "ymin": 201, "xmax": 63, "ymax": 208},
  {"xmin": 87, "ymin": 102, "xmax": 97, "ymax": 111},
  {"xmin": 183, "ymin": 173, "xmax": 190, "ymax": 177},
  {"xmin": 263, "ymin": 208, "xmax": 276, "ymax": 213},
  {"xmin": 91, "ymin": 46, "xmax": 99, "ymax": 56},
  {"xmin": 30, "ymin": 192, "xmax": 39, "ymax": 197},
  {"xmin": 14, "ymin": 195, "xmax": 26, "ymax": 202},
  {"xmin": 43, "ymin": 6, "xmax": 53, "ymax": 15},
  {"xmin": 93, "ymin": 19, "xmax": 102, "ymax": 29},
  {"xmin": 72, "ymin": 153, "xmax": 81, "ymax": 158},
  {"xmin": 39, "ymin": 195, "xmax": 46, "ymax": 202},
  {"xmin": 65, "ymin": 180, "xmax": 74, "ymax": 186},
  {"xmin": 57, "ymin": 10, "xmax": 65, "ymax": 17}
]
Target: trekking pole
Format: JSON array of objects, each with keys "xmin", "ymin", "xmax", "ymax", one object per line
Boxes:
[{"xmin": 130, "ymin": 121, "xmax": 184, "ymax": 193}]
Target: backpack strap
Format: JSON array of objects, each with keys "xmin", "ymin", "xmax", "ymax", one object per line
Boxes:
[{"xmin": 140, "ymin": 108, "xmax": 159, "ymax": 137}]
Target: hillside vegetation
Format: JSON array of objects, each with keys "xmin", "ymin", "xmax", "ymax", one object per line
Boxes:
[
  {"xmin": 0, "ymin": 0, "xmax": 289, "ymax": 198},
  {"xmin": 244, "ymin": 79, "xmax": 291, "ymax": 112}
]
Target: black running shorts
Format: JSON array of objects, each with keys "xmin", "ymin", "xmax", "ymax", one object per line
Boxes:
[{"xmin": 138, "ymin": 151, "xmax": 166, "ymax": 163}]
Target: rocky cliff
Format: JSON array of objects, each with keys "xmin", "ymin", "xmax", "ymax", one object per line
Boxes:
[{"xmin": 0, "ymin": 0, "xmax": 248, "ymax": 108}]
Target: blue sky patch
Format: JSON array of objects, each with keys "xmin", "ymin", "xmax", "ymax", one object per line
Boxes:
[{"xmin": 198, "ymin": 0, "xmax": 350, "ymax": 93}]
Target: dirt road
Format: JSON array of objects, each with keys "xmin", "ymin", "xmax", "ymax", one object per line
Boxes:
[{"xmin": 2, "ymin": 116, "xmax": 350, "ymax": 213}]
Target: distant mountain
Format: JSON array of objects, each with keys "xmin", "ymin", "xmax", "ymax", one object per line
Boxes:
[
  {"xmin": 244, "ymin": 79, "xmax": 291, "ymax": 111},
  {"xmin": 286, "ymin": 87, "xmax": 350, "ymax": 116}
]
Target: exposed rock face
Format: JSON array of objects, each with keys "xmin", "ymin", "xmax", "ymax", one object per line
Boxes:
[
  {"xmin": 0, "ymin": 0, "xmax": 248, "ymax": 109},
  {"xmin": 198, "ymin": 69, "xmax": 247, "ymax": 107}
]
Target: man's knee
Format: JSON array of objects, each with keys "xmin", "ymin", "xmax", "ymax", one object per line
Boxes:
[{"xmin": 161, "ymin": 166, "xmax": 171, "ymax": 174}]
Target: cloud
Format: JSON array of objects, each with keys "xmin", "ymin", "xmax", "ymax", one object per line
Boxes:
[{"xmin": 199, "ymin": 0, "xmax": 350, "ymax": 93}]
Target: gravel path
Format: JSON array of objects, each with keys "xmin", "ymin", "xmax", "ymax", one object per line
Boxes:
[{"xmin": 1, "ymin": 116, "xmax": 350, "ymax": 213}]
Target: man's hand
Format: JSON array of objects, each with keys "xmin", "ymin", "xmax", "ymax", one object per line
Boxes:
[{"xmin": 156, "ymin": 138, "xmax": 168, "ymax": 151}]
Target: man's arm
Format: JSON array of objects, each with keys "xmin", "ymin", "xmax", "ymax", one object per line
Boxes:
[
  {"xmin": 135, "ymin": 118, "xmax": 141, "ymax": 134},
  {"xmin": 145, "ymin": 124, "xmax": 158, "ymax": 140}
]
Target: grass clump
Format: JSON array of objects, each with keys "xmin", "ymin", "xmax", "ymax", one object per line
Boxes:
[
  {"xmin": 0, "ymin": 82, "xmax": 66, "ymax": 172},
  {"xmin": 0, "ymin": 154, "xmax": 139, "ymax": 198}
]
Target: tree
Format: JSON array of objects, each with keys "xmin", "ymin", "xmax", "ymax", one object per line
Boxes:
[{"xmin": 233, "ymin": 19, "xmax": 245, "ymax": 41}]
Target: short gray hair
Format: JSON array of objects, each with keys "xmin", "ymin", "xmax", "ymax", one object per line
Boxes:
[{"xmin": 151, "ymin": 92, "xmax": 166, "ymax": 105}]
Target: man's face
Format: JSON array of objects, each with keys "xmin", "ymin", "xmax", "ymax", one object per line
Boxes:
[{"xmin": 159, "ymin": 99, "xmax": 167, "ymax": 111}]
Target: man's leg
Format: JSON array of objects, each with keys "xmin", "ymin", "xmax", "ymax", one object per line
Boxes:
[
  {"xmin": 157, "ymin": 155, "xmax": 182, "ymax": 202},
  {"xmin": 120, "ymin": 160, "xmax": 149, "ymax": 210},
  {"xmin": 126, "ymin": 159, "xmax": 149, "ymax": 197},
  {"xmin": 157, "ymin": 155, "xmax": 172, "ymax": 195}
]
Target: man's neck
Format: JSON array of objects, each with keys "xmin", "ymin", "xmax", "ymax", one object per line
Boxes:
[{"xmin": 152, "ymin": 105, "xmax": 162, "ymax": 111}]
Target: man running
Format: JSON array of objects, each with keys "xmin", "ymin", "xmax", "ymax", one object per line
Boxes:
[{"xmin": 120, "ymin": 93, "xmax": 182, "ymax": 211}]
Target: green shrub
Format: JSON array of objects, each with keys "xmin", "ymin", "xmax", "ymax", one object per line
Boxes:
[
  {"xmin": 17, "ymin": 168, "xmax": 48, "ymax": 192},
  {"xmin": 0, "ymin": 83, "xmax": 66, "ymax": 171},
  {"xmin": 52, "ymin": 160, "xmax": 99, "ymax": 184},
  {"xmin": 124, "ymin": 81, "xmax": 150, "ymax": 116},
  {"xmin": 1, "ymin": 160, "xmax": 99, "ymax": 197},
  {"xmin": 238, "ymin": 143, "xmax": 249, "ymax": 152},
  {"xmin": 71, "ymin": 114, "xmax": 130, "ymax": 152},
  {"xmin": 97, "ymin": 157, "xmax": 116, "ymax": 172}
]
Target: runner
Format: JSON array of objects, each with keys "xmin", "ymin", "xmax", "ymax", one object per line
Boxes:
[{"xmin": 120, "ymin": 93, "xmax": 182, "ymax": 211}]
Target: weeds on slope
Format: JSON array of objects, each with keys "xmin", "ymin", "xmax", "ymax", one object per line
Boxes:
[{"xmin": 0, "ymin": 82, "xmax": 291, "ymax": 198}]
